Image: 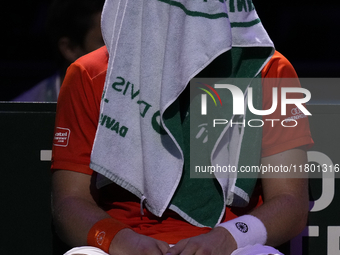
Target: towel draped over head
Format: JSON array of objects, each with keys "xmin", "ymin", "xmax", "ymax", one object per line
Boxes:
[{"xmin": 90, "ymin": 0, "xmax": 274, "ymax": 227}]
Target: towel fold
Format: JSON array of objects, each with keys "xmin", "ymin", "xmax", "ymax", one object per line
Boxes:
[
  {"xmin": 91, "ymin": 0, "xmax": 274, "ymax": 227},
  {"xmin": 168, "ymin": 48, "xmax": 271, "ymax": 227}
]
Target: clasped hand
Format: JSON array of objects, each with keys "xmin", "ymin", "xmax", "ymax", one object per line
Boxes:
[{"xmin": 110, "ymin": 227, "xmax": 236, "ymax": 255}]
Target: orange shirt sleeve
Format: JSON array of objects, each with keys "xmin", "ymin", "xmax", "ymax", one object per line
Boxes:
[
  {"xmin": 51, "ymin": 47, "xmax": 107, "ymax": 174},
  {"xmin": 261, "ymin": 51, "xmax": 314, "ymax": 157}
]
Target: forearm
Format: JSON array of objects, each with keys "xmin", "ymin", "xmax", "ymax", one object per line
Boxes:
[
  {"xmin": 250, "ymin": 183, "xmax": 309, "ymax": 246},
  {"xmin": 215, "ymin": 148, "xmax": 309, "ymax": 249},
  {"xmin": 254, "ymin": 147, "xmax": 310, "ymax": 246},
  {"xmin": 52, "ymin": 170, "xmax": 169, "ymax": 255},
  {"xmin": 52, "ymin": 170, "xmax": 114, "ymax": 247},
  {"xmin": 52, "ymin": 194, "xmax": 112, "ymax": 247}
]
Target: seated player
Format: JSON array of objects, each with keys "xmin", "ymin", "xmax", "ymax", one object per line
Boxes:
[{"xmin": 51, "ymin": 1, "xmax": 313, "ymax": 254}]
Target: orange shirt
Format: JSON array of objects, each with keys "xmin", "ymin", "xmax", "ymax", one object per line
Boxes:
[
  {"xmin": 51, "ymin": 46, "xmax": 313, "ymax": 244},
  {"xmin": 261, "ymin": 51, "xmax": 313, "ymax": 157}
]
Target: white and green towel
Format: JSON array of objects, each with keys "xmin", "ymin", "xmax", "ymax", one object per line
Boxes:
[{"xmin": 90, "ymin": 0, "xmax": 274, "ymax": 227}]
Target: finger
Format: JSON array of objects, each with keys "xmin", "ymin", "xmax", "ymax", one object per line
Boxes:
[
  {"xmin": 175, "ymin": 240, "xmax": 200, "ymax": 255},
  {"xmin": 140, "ymin": 241, "xmax": 166, "ymax": 255},
  {"xmin": 157, "ymin": 240, "xmax": 171, "ymax": 254},
  {"xmin": 166, "ymin": 239, "xmax": 190, "ymax": 255}
]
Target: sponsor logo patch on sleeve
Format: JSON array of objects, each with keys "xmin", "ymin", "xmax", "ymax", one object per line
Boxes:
[{"xmin": 53, "ymin": 127, "xmax": 71, "ymax": 147}]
